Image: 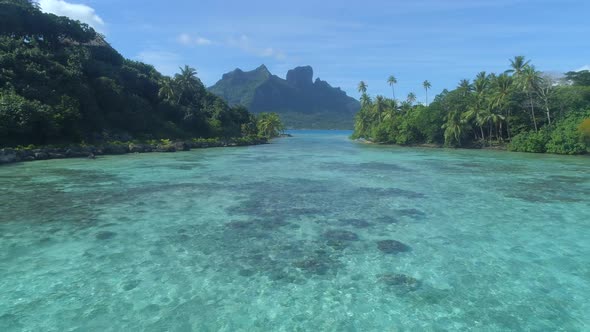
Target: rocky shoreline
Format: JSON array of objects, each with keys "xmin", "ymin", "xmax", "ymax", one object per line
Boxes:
[{"xmin": 0, "ymin": 137, "xmax": 268, "ymax": 166}]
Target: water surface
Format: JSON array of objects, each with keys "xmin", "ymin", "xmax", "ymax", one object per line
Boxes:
[{"xmin": 1, "ymin": 130, "xmax": 589, "ymax": 331}]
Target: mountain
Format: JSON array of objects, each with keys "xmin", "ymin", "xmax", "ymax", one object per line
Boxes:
[{"xmin": 209, "ymin": 65, "xmax": 360, "ymax": 129}]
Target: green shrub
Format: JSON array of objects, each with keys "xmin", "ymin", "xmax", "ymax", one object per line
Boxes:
[
  {"xmin": 546, "ymin": 110, "xmax": 590, "ymax": 155},
  {"xmin": 508, "ymin": 128, "xmax": 550, "ymax": 153}
]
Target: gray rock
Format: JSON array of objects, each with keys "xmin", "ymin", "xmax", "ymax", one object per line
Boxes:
[
  {"xmin": 173, "ymin": 141, "xmax": 190, "ymax": 151},
  {"xmin": 103, "ymin": 144, "xmax": 129, "ymax": 155},
  {"xmin": 48, "ymin": 153, "xmax": 65, "ymax": 159},
  {"xmin": 155, "ymin": 144, "xmax": 176, "ymax": 152},
  {"xmin": 128, "ymin": 143, "xmax": 147, "ymax": 153},
  {"xmin": 34, "ymin": 152, "xmax": 49, "ymax": 160},
  {"xmin": 0, "ymin": 149, "xmax": 17, "ymax": 164}
]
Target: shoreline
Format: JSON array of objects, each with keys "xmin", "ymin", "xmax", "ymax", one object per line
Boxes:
[
  {"xmin": 0, "ymin": 137, "xmax": 268, "ymax": 166},
  {"xmin": 355, "ymin": 139, "xmax": 513, "ymax": 152}
]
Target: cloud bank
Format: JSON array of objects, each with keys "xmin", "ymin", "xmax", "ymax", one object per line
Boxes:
[
  {"xmin": 228, "ymin": 35, "xmax": 286, "ymax": 60},
  {"xmin": 177, "ymin": 33, "xmax": 212, "ymax": 46},
  {"xmin": 38, "ymin": 0, "xmax": 105, "ymax": 32}
]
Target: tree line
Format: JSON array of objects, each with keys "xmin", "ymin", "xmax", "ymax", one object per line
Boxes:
[
  {"xmin": 353, "ymin": 56, "xmax": 590, "ymax": 154},
  {"xmin": 0, "ymin": 0, "xmax": 283, "ymax": 147}
]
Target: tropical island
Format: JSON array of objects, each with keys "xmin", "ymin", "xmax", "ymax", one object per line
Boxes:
[
  {"xmin": 353, "ymin": 58, "xmax": 590, "ymax": 155},
  {"xmin": 209, "ymin": 65, "xmax": 359, "ymax": 129},
  {"xmin": 0, "ymin": 0, "xmax": 284, "ymax": 164}
]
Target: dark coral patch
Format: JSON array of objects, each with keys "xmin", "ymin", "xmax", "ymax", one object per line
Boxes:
[
  {"xmin": 322, "ymin": 230, "xmax": 360, "ymax": 249},
  {"xmin": 96, "ymin": 231, "xmax": 117, "ymax": 240},
  {"xmin": 379, "ymin": 273, "xmax": 421, "ymax": 291},
  {"xmin": 377, "ymin": 240, "xmax": 411, "ymax": 254},
  {"xmin": 397, "ymin": 208, "xmax": 426, "ymax": 219},
  {"xmin": 323, "ymin": 230, "xmax": 359, "ymax": 241},
  {"xmin": 340, "ymin": 219, "xmax": 372, "ymax": 228},
  {"xmin": 123, "ymin": 279, "xmax": 141, "ymax": 291}
]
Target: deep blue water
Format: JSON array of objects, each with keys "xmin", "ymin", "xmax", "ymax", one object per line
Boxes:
[{"xmin": 1, "ymin": 130, "xmax": 589, "ymax": 331}]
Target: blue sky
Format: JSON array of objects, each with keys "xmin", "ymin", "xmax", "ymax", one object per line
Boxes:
[{"xmin": 39, "ymin": 0, "xmax": 590, "ymax": 103}]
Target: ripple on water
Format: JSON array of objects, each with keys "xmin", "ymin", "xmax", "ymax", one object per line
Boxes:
[{"xmin": 0, "ymin": 131, "xmax": 589, "ymax": 331}]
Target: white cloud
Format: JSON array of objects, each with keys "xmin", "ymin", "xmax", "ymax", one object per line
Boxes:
[
  {"xmin": 38, "ymin": 0, "xmax": 105, "ymax": 32},
  {"xmin": 228, "ymin": 35, "xmax": 286, "ymax": 60},
  {"xmin": 195, "ymin": 37, "xmax": 212, "ymax": 46},
  {"xmin": 576, "ymin": 65, "xmax": 590, "ymax": 72},
  {"xmin": 135, "ymin": 51, "xmax": 181, "ymax": 76},
  {"xmin": 177, "ymin": 33, "xmax": 212, "ymax": 46}
]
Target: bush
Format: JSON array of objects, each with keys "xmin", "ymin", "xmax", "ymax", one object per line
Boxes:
[
  {"xmin": 545, "ymin": 110, "xmax": 590, "ymax": 155},
  {"xmin": 508, "ymin": 128, "xmax": 550, "ymax": 153},
  {"xmin": 371, "ymin": 122, "xmax": 392, "ymax": 143}
]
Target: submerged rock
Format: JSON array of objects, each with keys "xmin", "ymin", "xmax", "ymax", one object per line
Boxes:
[
  {"xmin": 96, "ymin": 231, "xmax": 117, "ymax": 240},
  {"xmin": 379, "ymin": 273, "xmax": 421, "ymax": 291},
  {"xmin": 293, "ymin": 258, "xmax": 330, "ymax": 275},
  {"xmin": 340, "ymin": 219, "xmax": 372, "ymax": 228},
  {"xmin": 377, "ymin": 240, "xmax": 411, "ymax": 254},
  {"xmin": 397, "ymin": 208, "xmax": 426, "ymax": 219},
  {"xmin": 323, "ymin": 230, "xmax": 359, "ymax": 241},
  {"xmin": 123, "ymin": 279, "xmax": 141, "ymax": 291},
  {"xmin": 322, "ymin": 230, "xmax": 359, "ymax": 249}
]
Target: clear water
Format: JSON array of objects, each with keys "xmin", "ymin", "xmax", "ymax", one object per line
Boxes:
[{"xmin": 1, "ymin": 130, "xmax": 589, "ymax": 331}]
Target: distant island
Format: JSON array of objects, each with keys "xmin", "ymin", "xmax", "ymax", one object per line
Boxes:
[
  {"xmin": 352, "ymin": 59, "xmax": 590, "ymax": 155},
  {"xmin": 0, "ymin": 0, "xmax": 284, "ymax": 164},
  {"xmin": 209, "ymin": 65, "xmax": 360, "ymax": 129}
]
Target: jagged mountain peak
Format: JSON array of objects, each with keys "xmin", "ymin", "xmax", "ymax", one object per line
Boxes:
[{"xmin": 209, "ymin": 65, "xmax": 360, "ymax": 129}]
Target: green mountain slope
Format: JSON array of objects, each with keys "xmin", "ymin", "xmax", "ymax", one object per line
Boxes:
[
  {"xmin": 209, "ymin": 65, "xmax": 360, "ymax": 129},
  {"xmin": 0, "ymin": 0, "xmax": 257, "ymax": 147}
]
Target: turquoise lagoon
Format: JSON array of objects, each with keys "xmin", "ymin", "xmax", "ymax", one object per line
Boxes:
[{"xmin": 1, "ymin": 130, "xmax": 589, "ymax": 331}]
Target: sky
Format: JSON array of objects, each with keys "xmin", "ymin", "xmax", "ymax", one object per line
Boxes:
[{"xmin": 38, "ymin": 0, "xmax": 590, "ymax": 103}]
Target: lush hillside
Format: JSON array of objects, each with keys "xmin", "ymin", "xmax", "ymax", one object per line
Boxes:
[
  {"xmin": 0, "ymin": 0, "xmax": 267, "ymax": 147},
  {"xmin": 352, "ymin": 57, "xmax": 590, "ymax": 155},
  {"xmin": 209, "ymin": 65, "xmax": 360, "ymax": 129}
]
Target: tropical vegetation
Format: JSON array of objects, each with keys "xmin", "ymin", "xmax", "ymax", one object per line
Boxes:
[
  {"xmin": 352, "ymin": 58, "xmax": 590, "ymax": 155},
  {"xmin": 0, "ymin": 0, "xmax": 282, "ymax": 148}
]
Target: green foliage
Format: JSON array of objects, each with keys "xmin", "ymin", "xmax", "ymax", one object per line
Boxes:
[
  {"xmin": 564, "ymin": 70, "xmax": 590, "ymax": 86},
  {"xmin": 0, "ymin": 1, "xmax": 255, "ymax": 147},
  {"xmin": 546, "ymin": 110, "xmax": 590, "ymax": 154},
  {"xmin": 580, "ymin": 118, "xmax": 590, "ymax": 144},
  {"xmin": 256, "ymin": 112, "xmax": 284, "ymax": 138},
  {"xmin": 353, "ymin": 56, "xmax": 590, "ymax": 154},
  {"xmin": 508, "ymin": 129, "xmax": 550, "ymax": 153}
]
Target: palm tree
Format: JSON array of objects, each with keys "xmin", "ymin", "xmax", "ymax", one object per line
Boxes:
[
  {"xmin": 257, "ymin": 112, "xmax": 284, "ymax": 138},
  {"xmin": 354, "ymin": 110, "xmax": 371, "ymax": 137},
  {"xmin": 158, "ymin": 77, "xmax": 176, "ymax": 102},
  {"xmin": 360, "ymin": 94, "xmax": 372, "ymax": 107},
  {"xmin": 387, "ymin": 75, "xmax": 397, "ymax": 99},
  {"xmin": 491, "ymin": 73, "xmax": 513, "ymax": 140},
  {"xmin": 174, "ymin": 65, "xmax": 200, "ymax": 104},
  {"xmin": 423, "ymin": 80, "xmax": 432, "ymax": 105},
  {"xmin": 506, "ymin": 55, "xmax": 530, "ymax": 76},
  {"xmin": 462, "ymin": 106, "xmax": 487, "ymax": 141},
  {"xmin": 466, "ymin": 72, "xmax": 490, "ymax": 142},
  {"xmin": 458, "ymin": 79, "xmax": 472, "ymax": 97},
  {"xmin": 520, "ymin": 65, "xmax": 540, "ymax": 132},
  {"xmin": 442, "ymin": 110, "xmax": 467, "ymax": 146},
  {"xmin": 407, "ymin": 92, "xmax": 417, "ymax": 105},
  {"xmin": 374, "ymin": 95, "xmax": 386, "ymax": 121},
  {"xmin": 474, "ymin": 72, "xmax": 489, "ymax": 94},
  {"xmin": 357, "ymin": 81, "xmax": 368, "ymax": 95}
]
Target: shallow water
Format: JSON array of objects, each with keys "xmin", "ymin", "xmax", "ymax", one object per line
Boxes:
[{"xmin": 1, "ymin": 130, "xmax": 589, "ymax": 331}]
